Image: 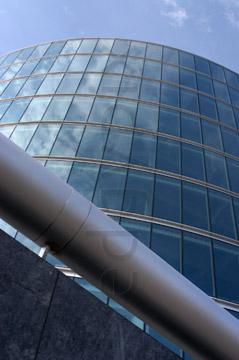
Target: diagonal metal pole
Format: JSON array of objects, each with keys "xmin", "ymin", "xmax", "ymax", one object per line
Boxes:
[{"xmin": 0, "ymin": 133, "xmax": 238, "ymax": 360}]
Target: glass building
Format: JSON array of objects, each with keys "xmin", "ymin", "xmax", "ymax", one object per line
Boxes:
[{"xmin": 0, "ymin": 38, "xmax": 239, "ymax": 359}]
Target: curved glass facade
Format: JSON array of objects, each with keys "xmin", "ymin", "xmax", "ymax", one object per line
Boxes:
[{"xmin": 0, "ymin": 38, "xmax": 239, "ymax": 359}]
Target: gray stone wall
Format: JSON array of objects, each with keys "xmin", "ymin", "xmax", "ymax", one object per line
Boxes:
[{"xmin": 0, "ymin": 229, "xmax": 180, "ymax": 360}]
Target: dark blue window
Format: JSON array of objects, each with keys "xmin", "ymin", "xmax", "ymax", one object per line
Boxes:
[
  {"xmin": 163, "ymin": 47, "xmax": 178, "ymax": 65},
  {"xmin": 161, "ymin": 83, "xmax": 179, "ymax": 108},
  {"xmin": 224, "ymin": 69, "xmax": 239, "ymax": 88},
  {"xmin": 197, "ymin": 74, "xmax": 214, "ymax": 95},
  {"xmin": 153, "ymin": 175, "xmax": 181, "ymax": 223},
  {"xmin": 183, "ymin": 233, "xmax": 214, "ymax": 296},
  {"xmin": 199, "ymin": 94, "xmax": 218, "ymax": 120},
  {"xmin": 123, "ymin": 169, "xmax": 154, "ymax": 216},
  {"xmin": 162, "ymin": 64, "xmax": 179, "ymax": 84},
  {"xmin": 180, "ymin": 68, "xmax": 196, "ymax": 89},
  {"xmin": 233, "ymin": 198, "xmax": 239, "ymax": 238},
  {"xmin": 158, "ymin": 108, "xmax": 180, "ymax": 137},
  {"xmin": 120, "ymin": 218, "xmax": 151, "ymax": 247},
  {"xmin": 156, "ymin": 137, "xmax": 180, "ymax": 174},
  {"xmin": 201, "ymin": 119, "xmax": 223, "ymax": 151},
  {"xmin": 213, "ymin": 240, "xmax": 239, "ymax": 303},
  {"xmin": 210, "ymin": 63, "xmax": 225, "ymax": 82},
  {"xmin": 151, "ymin": 224, "xmax": 181, "ymax": 271},
  {"xmin": 221, "ymin": 127, "xmax": 239, "ymax": 157},
  {"xmin": 227, "ymin": 158, "xmax": 239, "ymax": 193},
  {"xmin": 77, "ymin": 126, "xmax": 108, "ymax": 159},
  {"xmin": 182, "ymin": 182, "xmax": 209, "ymax": 230},
  {"xmin": 213, "ymin": 80, "xmax": 230, "ymax": 103},
  {"xmin": 182, "ymin": 143, "xmax": 205, "ymax": 181},
  {"xmin": 195, "ymin": 57, "xmax": 210, "ymax": 75},
  {"xmin": 179, "ymin": 52, "xmax": 195, "ymax": 70},
  {"xmin": 180, "ymin": 88, "xmax": 199, "ymax": 113},
  {"xmin": 217, "ymin": 101, "xmax": 236, "ymax": 128},
  {"xmin": 181, "ymin": 113, "xmax": 201, "ymax": 143},
  {"xmin": 130, "ymin": 132, "xmax": 157, "ymax": 168},
  {"xmin": 204, "ymin": 150, "xmax": 229, "ymax": 189},
  {"xmin": 93, "ymin": 165, "xmax": 127, "ymax": 210},
  {"xmin": 208, "ymin": 190, "xmax": 237, "ymax": 239},
  {"xmin": 135, "ymin": 103, "xmax": 158, "ymax": 131},
  {"xmin": 228, "ymin": 87, "xmax": 239, "ymax": 107}
]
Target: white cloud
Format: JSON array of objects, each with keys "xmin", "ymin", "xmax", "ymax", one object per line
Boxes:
[
  {"xmin": 197, "ymin": 15, "xmax": 213, "ymax": 33},
  {"xmin": 161, "ymin": 0, "xmax": 189, "ymax": 27},
  {"xmin": 215, "ymin": 0, "xmax": 239, "ymax": 27}
]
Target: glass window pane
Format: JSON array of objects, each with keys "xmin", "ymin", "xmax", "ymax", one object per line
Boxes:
[
  {"xmin": 195, "ymin": 57, "xmax": 210, "ymax": 75},
  {"xmin": 86, "ymin": 55, "xmax": 108, "ymax": 72},
  {"xmin": 162, "ymin": 64, "xmax": 179, "ymax": 84},
  {"xmin": 124, "ymin": 57, "xmax": 144, "ymax": 76},
  {"xmin": 15, "ymin": 47, "xmax": 35, "ymax": 62},
  {"xmin": 209, "ymin": 189, "xmax": 236, "ymax": 238},
  {"xmin": 154, "ymin": 175, "xmax": 181, "ymax": 223},
  {"xmin": 27, "ymin": 124, "xmax": 60, "ymax": 155},
  {"xmin": 75, "ymin": 278, "xmax": 107, "ymax": 303},
  {"xmin": 97, "ymin": 74, "xmax": 121, "ymax": 96},
  {"xmin": 105, "ymin": 55, "xmax": 126, "ymax": 73},
  {"xmin": 143, "ymin": 60, "xmax": 161, "ymax": 80},
  {"xmin": 130, "ymin": 132, "xmax": 157, "ymax": 168},
  {"xmin": 157, "ymin": 137, "xmax": 180, "ymax": 174},
  {"xmin": 217, "ymin": 101, "xmax": 236, "ymax": 128},
  {"xmin": 180, "ymin": 88, "xmax": 199, "ymax": 113},
  {"xmin": 15, "ymin": 232, "xmax": 40, "ymax": 255},
  {"xmin": 201, "ymin": 119, "xmax": 223, "ymax": 151},
  {"xmin": 120, "ymin": 218, "xmax": 150, "ymax": 247},
  {"xmin": 183, "ymin": 233, "xmax": 214, "ymax": 296},
  {"xmin": 77, "ymin": 39, "xmax": 97, "ymax": 53},
  {"xmin": 56, "ymin": 73, "xmax": 83, "ymax": 94},
  {"xmin": 158, "ymin": 107, "xmax": 179, "ymax": 136},
  {"xmin": 51, "ymin": 124, "xmax": 84, "ymax": 157},
  {"xmin": 16, "ymin": 60, "xmax": 39, "ymax": 77},
  {"xmin": 234, "ymin": 108, "xmax": 239, "ymax": 128},
  {"xmin": 37, "ymin": 74, "xmax": 63, "ymax": 94},
  {"xmin": 181, "ymin": 113, "xmax": 201, "ymax": 143},
  {"xmin": 65, "ymin": 96, "xmax": 94, "ymax": 122},
  {"xmin": 210, "ymin": 63, "xmax": 225, "ymax": 82},
  {"xmin": 68, "ymin": 162, "xmax": 99, "ymax": 201},
  {"xmin": 182, "ymin": 182, "xmax": 209, "ymax": 230},
  {"xmin": 146, "ymin": 44, "xmax": 162, "ymax": 60},
  {"xmin": 179, "ymin": 52, "xmax": 194, "ymax": 70},
  {"xmin": 1, "ymin": 63, "xmax": 23, "ymax": 81},
  {"xmin": 0, "ymin": 101, "xmax": 11, "ymax": 120},
  {"xmin": 45, "ymin": 160, "xmax": 73, "ymax": 182},
  {"xmin": 221, "ymin": 127, "xmax": 239, "ymax": 157},
  {"xmin": 140, "ymin": 79, "xmax": 160, "ymax": 102},
  {"xmin": 50, "ymin": 55, "xmax": 73, "ymax": 72},
  {"xmin": 0, "ymin": 98, "xmax": 31, "ymax": 124},
  {"xmin": 227, "ymin": 158, "xmax": 239, "ymax": 193},
  {"xmin": 129, "ymin": 41, "xmax": 146, "ymax": 57},
  {"xmin": 10, "ymin": 124, "xmax": 37, "ymax": 150},
  {"xmin": 205, "ymin": 150, "xmax": 229, "ymax": 189},
  {"xmin": 213, "ymin": 240, "xmax": 239, "ymax": 303},
  {"xmin": 17, "ymin": 76, "xmax": 44, "ymax": 97},
  {"xmin": 0, "ymin": 67, "xmax": 7, "ymax": 79},
  {"xmin": 196, "ymin": 74, "xmax": 214, "ymax": 95},
  {"xmin": 104, "ymin": 128, "xmax": 133, "ymax": 163},
  {"xmin": 43, "ymin": 96, "xmax": 72, "ymax": 121},
  {"xmin": 0, "ymin": 81, "xmax": 9, "ymax": 95},
  {"xmin": 228, "ymin": 87, "xmax": 239, "ymax": 107},
  {"xmin": 94, "ymin": 39, "xmax": 113, "ymax": 53},
  {"xmin": 123, "ymin": 169, "xmax": 154, "ymax": 216},
  {"xmin": 213, "ymin": 80, "xmax": 230, "ymax": 102},
  {"xmin": 163, "ymin": 47, "xmax": 178, "ymax": 65},
  {"xmin": 0, "ymin": 125, "xmax": 15, "ymax": 138},
  {"xmin": 182, "ymin": 143, "xmax": 205, "ymax": 181},
  {"xmin": 146, "ymin": 326, "xmax": 181, "ymax": 356},
  {"xmin": 151, "ymin": 224, "xmax": 181, "ymax": 271},
  {"xmin": 68, "ymin": 54, "xmax": 90, "ymax": 72},
  {"xmin": 77, "ymin": 73, "xmax": 102, "ymax": 94},
  {"xmin": 0, "ymin": 219, "xmax": 17, "ymax": 237},
  {"xmin": 224, "ymin": 69, "xmax": 239, "ymax": 88},
  {"xmin": 32, "ymin": 57, "xmax": 56, "ymax": 74},
  {"xmin": 119, "ymin": 76, "xmax": 141, "ymax": 99},
  {"xmin": 77, "ymin": 126, "xmax": 108, "ymax": 159},
  {"xmin": 89, "ymin": 97, "xmax": 115, "ymax": 124},
  {"xmin": 199, "ymin": 94, "xmax": 218, "ymax": 120},
  {"xmin": 44, "ymin": 41, "xmax": 66, "ymax": 56},
  {"xmin": 136, "ymin": 103, "xmax": 158, "ymax": 131},
  {"xmin": 112, "ymin": 99, "xmax": 137, "ymax": 127},
  {"xmin": 61, "ymin": 40, "xmax": 81, "ymax": 54},
  {"xmin": 180, "ymin": 68, "xmax": 196, "ymax": 89},
  {"xmin": 29, "ymin": 43, "xmax": 50, "ymax": 59},
  {"xmin": 160, "ymin": 83, "xmax": 179, "ymax": 107},
  {"xmin": 111, "ymin": 40, "xmax": 130, "ymax": 55},
  {"xmin": 21, "ymin": 97, "xmax": 52, "ymax": 122},
  {"xmin": 233, "ymin": 198, "xmax": 239, "ymax": 238},
  {"xmin": 93, "ymin": 165, "xmax": 127, "ymax": 210},
  {"xmin": 1, "ymin": 51, "xmax": 21, "ymax": 66},
  {"xmin": 0, "ymin": 78, "xmax": 26, "ymax": 99}
]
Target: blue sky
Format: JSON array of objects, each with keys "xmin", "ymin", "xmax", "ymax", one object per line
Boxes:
[{"xmin": 0, "ymin": 0, "xmax": 238, "ymax": 72}]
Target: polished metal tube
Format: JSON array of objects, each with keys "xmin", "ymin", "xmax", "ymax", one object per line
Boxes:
[{"xmin": 0, "ymin": 133, "xmax": 238, "ymax": 360}]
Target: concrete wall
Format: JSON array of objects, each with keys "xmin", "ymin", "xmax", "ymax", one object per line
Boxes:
[{"xmin": 0, "ymin": 229, "xmax": 180, "ymax": 360}]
